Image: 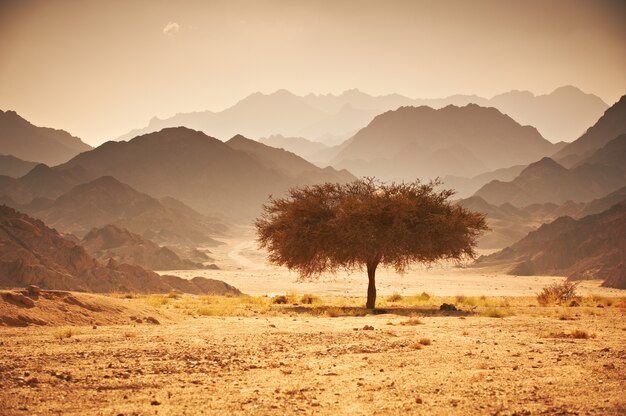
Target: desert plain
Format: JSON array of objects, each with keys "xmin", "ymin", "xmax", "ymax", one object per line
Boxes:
[{"xmin": 1, "ymin": 234, "xmax": 624, "ymax": 416}]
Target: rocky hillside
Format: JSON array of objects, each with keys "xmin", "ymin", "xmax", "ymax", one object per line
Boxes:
[
  {"xmin": 553, "ymin": 94, "xmax": 626, "ymax": 167},
  {"xmin": 0, "ymin": 163, "xmax": 93, "ymax": 204},
  {"xmin": 474, "ymin": 201, "xmax": 626, "ymax": 288},
  {"xmin": 0, "ymin": 110, "xmax": 92, "ymax": 165},
  {"xmin": 81, "ymin": 225, "xmax": 211, "ymax": 271},
  {"xmin": 0, "ymin": 155, "xmax": 38, "ymax": 178},
  {"xmin": 258, "ymin": 135, "xmax": 329, "ymax": 161},
  {"xmin": 474, "ymin": 135, "xmax": 626, "ymax": 206},
  {"xmin": 331, "ymin": 104, "xmax": 557, "ymax": 180},
  {"xmin": 59, "ymin": 127, "xmax": 354, "ymax": 217},
  {"xmin": 0, "ymin": 205, "xmax": 239, "ymax": 295},
  {"xmin": 15, "ymin": 176, "xmax": 227, "ymax": 247}
]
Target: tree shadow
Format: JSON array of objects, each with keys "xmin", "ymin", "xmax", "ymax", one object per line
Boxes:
[{"xmin": 282, "ymin": 305, "xmax": 473, "ymax": 317}]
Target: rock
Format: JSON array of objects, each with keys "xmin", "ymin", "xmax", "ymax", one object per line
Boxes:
[
  {"xmin": 26, "ymin": 285, "xmax": 41, "ymax": 297},
  {"xmin": 440, "ymin": 303, "xmax": 457, "ymax": 311},
  {"xmin": 144, "ymin": 316, "xmax": 160, "ymax": 325},
  {"xmin": 2, "ymin": 292, "xmax": 35, "ymax": 307},
  {"xmin": 150, "ymin": 400, "xmax": 161, "ymax": 406},
  {"xmin": 362, "ymin": 325, "xmax": 374, "ymax": 331}
]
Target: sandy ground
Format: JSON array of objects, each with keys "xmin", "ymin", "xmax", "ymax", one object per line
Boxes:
[
  {"xmin": 1, "ymin": 308, "xmax": 625, "ymax": 415},
  {"xmin": 163, "ymin": 230, "xmax": 623, "ymax": 299},
  {"xmin": 1, "ymin": 232, "xmax": 624, "ymax": 415}
]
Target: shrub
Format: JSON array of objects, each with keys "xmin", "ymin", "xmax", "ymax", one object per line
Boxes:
[
  {"xmin": 144, "ymin": 295, "xmax": 169, "ymax": 308},
  {"xmin": 300, "ymin": 294, "xmax": 321, "ymax": 305},
  {"xmin": 387, "ymin": 293, "xmax": 403, "ymax": 302},
  {"xmin": 271, "ymin": 295, "xmax": 289, "ymax": 304},
  {"xmin": 418, "ymin": 338, "xmax": 431, "ymax": 346},
  {"xmin": 54, "ymin": 326, "xmax": 81, "ymax": 340},
  {"xmin": 537, "ymin": 281, "xmax": 579, "ymax": 306},
  {"xmin": 418, "ymin": 292, "xmax": 431, "ymax": 301}
]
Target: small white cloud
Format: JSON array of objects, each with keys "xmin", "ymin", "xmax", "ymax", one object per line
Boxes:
[{"xmin": 163, "ymin": 22, "xmax": 180, "ymax": 36}]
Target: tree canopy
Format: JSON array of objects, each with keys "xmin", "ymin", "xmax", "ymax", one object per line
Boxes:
[{"xmin": 256, "ymin": 178, "xmax": 488, "ymax": 308}]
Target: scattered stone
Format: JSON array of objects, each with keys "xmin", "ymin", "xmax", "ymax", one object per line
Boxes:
[
  {"xmin": 151, "ymin": 400, "xmax": 161, "ymax": 406},
  {"xmin": 362, "ymin": 325, "xmax": 374, "ymax": 331},
  {"xmin": 440, "ymin": 303, "xmax": 457, "ymax": 311},
  {"xmin": 415, "ymin": 396, "xmax": 423, "ymax": 404},
  {"xmin": 144, "ymin": 316, "xmax": 160, "ymax": 325}
]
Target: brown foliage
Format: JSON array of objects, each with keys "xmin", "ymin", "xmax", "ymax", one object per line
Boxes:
[{"xmin": 256, "ymin": 178, "xmax": 488, "ymax": 279}]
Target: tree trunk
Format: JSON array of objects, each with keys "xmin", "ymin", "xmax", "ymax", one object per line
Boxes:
[{"xmin": 366, "ymin": 260, "xmax": 378, "ymax": 309}]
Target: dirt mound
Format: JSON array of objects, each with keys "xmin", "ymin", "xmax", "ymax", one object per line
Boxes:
[{"xmin": 0, "ymin": 288, "xmax": 172, "ymax": 327}]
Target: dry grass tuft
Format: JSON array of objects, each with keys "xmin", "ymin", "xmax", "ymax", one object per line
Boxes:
[
  {"xmin": 300, "ymin": 294, "xmax": 321, "ymax": 305},
  {"xmin": 387, "ymin": 293, "xmax": 403, "ymax": 302},
  {"xmin": 480, "ymin": 307, "xmax": 512, "ymax": 318},
  {"xmin": 54, "ymin": 326, "xmax": 81, "ymax": 340},
  {"xmin": 271, "ymin": 295, "xmax": 289, "ymax": 305},
  {"xmin": 399, "ymin": 318, "xmax": 424, "ymax": 326},
  {"xmin": 144, "ymin": 295, "xmax": 170, "ymax": 308},
  {"xmin": 537, "ymin": 281, "xmax": 579, "ymax": 306},
  {"xmin": 543, "ymin": 329, "xmax": 596, "ymax": 339}
]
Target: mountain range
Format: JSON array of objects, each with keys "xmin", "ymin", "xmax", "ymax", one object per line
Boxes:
[
  {"xmin": 0, "ymin": 155, "xmax": 38, "ymax": 178},
  {"xmin": 330, "ymin": 104, "xmax": 558, "ymax": 180},
  {"xmin": 9, "ymin": 176, "xmax": 227, "ymax": 247},
  {"xmin": 59, "ymin": 127, "xmax": 354, "ymax": 218},
  {"xmin": 0, "ymin": 110, "xmax": 92, "ymax": 165},
  {"xmin": 553, "ymin": 95, "xmax": 626, "ymax": 167},
  {"xmin": 459, "ymin": 186, "xmax": 626, "ymax": 249},
  {"xmin": 0, "ymin": 205, "xmax": 240, "ymax": 295},
  {"xmin": 475, "ymin": 201, "xmax": 626, "ymax": 289},
  {"xmin": 114, "ymin": 86, "xmax": 607, "ymax": 145},
  {"xmin": 474, "ymin": 133, "xmax": 626, "ymax": 207},
  {"xmin": 80, "ymin": 225, "xmax": 209, "ymax": 271}
]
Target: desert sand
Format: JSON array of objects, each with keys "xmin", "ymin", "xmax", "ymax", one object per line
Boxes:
[{"xmin": 1, "ymin": 233, "xmax": 624, "ymax": 415}]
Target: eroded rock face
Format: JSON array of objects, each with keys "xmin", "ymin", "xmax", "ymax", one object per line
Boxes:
[{"xmin": 0, "ymin": 205, "xmax": 239, "ymax": 295}]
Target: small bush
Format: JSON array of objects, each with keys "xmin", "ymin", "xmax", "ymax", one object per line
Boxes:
[
  {"xmin": 300, "ymin": 294, "xmax": 321, "ymax": 305},
  {"xmin": 418, "ymin": 292, "xmax": 431, "ymax": 301},
  {"xmin": 537, "ymin": 281, "xmax": 579, "ymax": 306},
  {"xmin": 271, "ymin": 295, "xmax": 289, "ymax": 304},
  {"xmin": 168, "ymin": 290, "xmax": 182, "ymax": 299},
  {"xmin": 54, "ymin": 326, "xmax": 81, "ymax": 340},
  {"xmin": 387, "ymin": 293, "xmax": 403, "ymax": 302},
  {"xmin": 144, "ymin": 295, "xmax": 169, "ymax": 308}
]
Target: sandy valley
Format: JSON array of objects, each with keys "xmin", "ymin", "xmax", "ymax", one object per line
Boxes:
[{"xmin": 1, "ymin": 235, "xmax": 624, "ymax": 415}]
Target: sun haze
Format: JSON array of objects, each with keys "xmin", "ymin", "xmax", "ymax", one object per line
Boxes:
[{"xmin": 0, "ymin": 0, "xmax": 625, "ymax": 144}]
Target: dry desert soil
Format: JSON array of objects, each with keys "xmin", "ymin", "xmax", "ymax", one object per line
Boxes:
[{"xmin": 1, "ymin": 235, "xmax": 625, "ymax": 415}]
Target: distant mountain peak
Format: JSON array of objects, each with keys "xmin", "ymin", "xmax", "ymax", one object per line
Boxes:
[{"xmin": 522, "ymin": 157, "xmax": 566, "ymax": 173}]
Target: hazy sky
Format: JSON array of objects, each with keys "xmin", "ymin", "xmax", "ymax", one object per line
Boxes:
[{"xmin": 1, "ymin": 0, "xmax": 625, "ymax": 145}]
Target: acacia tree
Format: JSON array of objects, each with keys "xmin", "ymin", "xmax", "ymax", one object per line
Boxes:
[{"xmin": 255, "ymin": 178, "xmax": 488, "ymax": 309}]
